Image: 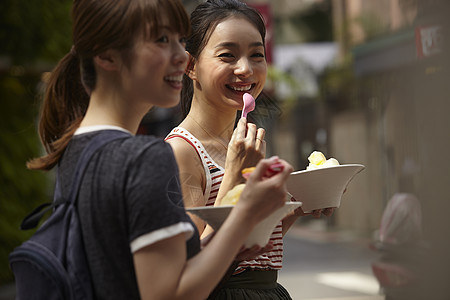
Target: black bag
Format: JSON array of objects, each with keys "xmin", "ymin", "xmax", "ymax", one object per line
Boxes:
[{"xmin": 9, "ymin": 130, "xmax": 130, "ymax": 300}]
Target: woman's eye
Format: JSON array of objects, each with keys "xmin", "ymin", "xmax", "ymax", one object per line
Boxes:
[
  {"xmin": 179, "ymin": 37, "xmax": 187, "ymax": 47},
  {"xmin": 156, "ymin": 35, "xmax": 169, "ymax": 43},
  {"xmin": 218, "ymin": 53, "xmax": 234, "ymax": 58},
  {"xmin": 252, "ymin": 52, "xmax": 265, "ymax": 58}
]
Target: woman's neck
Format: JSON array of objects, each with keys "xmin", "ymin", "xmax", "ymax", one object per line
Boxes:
[
  {"xmin": 184, "ymin": 101, "xmax": 236, "ymax": 141},
  {"xmin": 80, "ymin": 83, "xmax": 152, "ymax": 134}
]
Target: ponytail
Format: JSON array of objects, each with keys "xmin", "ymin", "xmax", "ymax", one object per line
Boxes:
[
  {"xmin": 28, "ymin": 0, "xmax": 190, "ymax": 171},
  {"xmin": 27, "ymin": 51, "xmax": 90, "ymax": 171}
]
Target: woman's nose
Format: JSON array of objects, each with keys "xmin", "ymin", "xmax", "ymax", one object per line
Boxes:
[
  {"xmin": 234, "ymin": 57, "xmax": 253, "ymax": 77},
  {"xmin": 173, "ymin": 43, "xmax": 188, "ymax": 66}
]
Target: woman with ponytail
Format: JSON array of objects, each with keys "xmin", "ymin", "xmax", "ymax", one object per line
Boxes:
[{"xmin": 24, "ymin": 0, "xmax": 294, "ymax": 299}]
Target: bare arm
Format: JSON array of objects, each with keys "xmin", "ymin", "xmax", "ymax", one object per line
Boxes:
[
  {"xmin": 134, "ymin": 158, "xmax": 293, "ymax": 300},
  {"xmin": 216, "ymin": 118, "xmax": 266, "ymax": 205},
  {"xmin": 167, "ymin": 137, "xmax": 207, "ymax": 233},
  {"xmin": 167, "ymin": 118, "xmax": 266, "ymax": 235}
]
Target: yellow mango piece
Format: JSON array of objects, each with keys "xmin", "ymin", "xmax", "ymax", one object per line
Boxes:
[
  {"xmin": 308, "ymin": 151, "xmax": 326, "ymax": 165},
  {"xmin": 220, "ymin": 184, "xmax": 246, "ymax": 205},
  {"xmin": 306, "ymin": 151, "xmax": 340, "ymax": 170}
]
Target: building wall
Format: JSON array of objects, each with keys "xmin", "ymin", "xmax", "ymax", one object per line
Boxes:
[
  {"xmin": 329, "ymin": 111, "xmax": 381, "ymax": 231},
  {"xmin": 328, "ymin": 0, "xmax": 447, "ymax": 236},
  {"xmin": 331, "ymin": 0, "xmax": 419, "ymax": 61}
]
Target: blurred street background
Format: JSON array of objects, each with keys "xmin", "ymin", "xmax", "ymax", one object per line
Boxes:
[
  {"xmin": 279, "ymin": 221, "xmax": 384, "ymax": 300},
  {"xmin": 0, "ymin": 219, "xmax": 383, "ymax": 300},
  {"xmin": 1, "ymin": 0, "xmax": 449, "ymax": 299}
]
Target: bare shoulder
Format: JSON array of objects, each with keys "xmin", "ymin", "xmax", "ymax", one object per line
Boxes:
[
  {"xmin": 166, "ymin": 136, "xmax": 204, "ymax": 174},
  {"xmin": 167, "ymin": 136, "xmax": 197, "ymax": 161},
  {"xmin": 166, "ymin": 136, "xmax": 207, "ymax": 210}
]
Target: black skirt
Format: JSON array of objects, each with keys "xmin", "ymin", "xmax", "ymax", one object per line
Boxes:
[{"xmin": 210, "ymin": 269, "xmax": 292, "ymax": 300}]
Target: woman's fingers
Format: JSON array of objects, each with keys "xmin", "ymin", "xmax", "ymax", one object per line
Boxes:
[
  {"xmin": 322, "ymin": 207, "xmax": 336, "ymax": 216},
  {"xmin": 312, "ymin": 209, "xmax": 323, "ymax": 218},
  {"xmin": 233, "ymin": 118, "xmax": 265, "ymax": 149},
  {"xmin": 248, "ymin": 156, "xmax": 280, "ymax": 181},
  {"xmin": 235, "ymin": 242, "xmax": 274, "ymax": 261},
  {"xmin": 260, "ymin": 139, "xmax": 266, "ymax": 157},
  {"xmin": 245, "ymin": 122, "xmax": 257, "ymax": 139},
  {"xmin": 248, "ymin": 157, "xmax": 293, "ymax": 190},
  {"xmin": 238, "ymin": 157, "xmax": 293, "ymax": 222},
  {"xmin": 310, "ymin": 207, "xmax": 335, "ymax": 218},
  {"xmin": 231, "ymin": 117, "xmax": 247, "ymax": 143},
  {"xmin": 255, "ymin": 127, "xmax": 266, "ymax": 154},
  {"xmin": 256, "ymin": 127, "xmax": 265, "ymax": 141}
]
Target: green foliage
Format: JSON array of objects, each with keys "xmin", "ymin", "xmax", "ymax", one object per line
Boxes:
[
  {"xmin": 290, "ymin": 1, "xmax": 333, "ymax": 42},
  {"xmin": 266, "ymin": 65, "xmax": 303, "ymax": 117},
  {"xmin": 274, "ymin": 0, "xmax": 333, "ymax": 43},
  {"xmin": 0, "ymin": 0, "xmax": 72, "ymax": 64},
  {"xmin": 354, "ymin": 12, "xmax": 390, "ymax": 41},
  {"xmin": 267, "ymin": 65, "xmax": 300, "ymax": 99},
  {"xmin": 318, "ymin": 56, "xmax": 359, "ymax": 111},
  {"xmin": 318, "ymin": 55, "xmax": 380, "ymax": 113},
  {"xmin": 0, "ymin": 0, "xmax": 72, "ymax": 284},
  {"xmin": 0, "ymin": 71, "xmax": 53, "ymax": 283}
]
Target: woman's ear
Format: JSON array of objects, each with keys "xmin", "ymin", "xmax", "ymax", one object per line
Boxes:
[
  {"xmin": 93, "ymin": 49, "xmax": 121, "ymax": 72},
  {"xmin": 185, "ymin": 52, "xmax": 197, "ymax": 80}
]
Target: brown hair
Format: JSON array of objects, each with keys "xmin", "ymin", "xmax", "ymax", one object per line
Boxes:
[
  {"xmin": 28, "ymin": 0, "xmax": 190, "ymax": 171},
  {"xmin": 180, "ymin": 0, "xmax": 266, "ymax": 117}
]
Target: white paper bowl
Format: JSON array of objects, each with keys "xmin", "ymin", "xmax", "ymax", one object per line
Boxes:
[
  {"xmin": 286, "ymin": 164, "xmax": 365, "ymax": 213},
  {"xmin": 186, "ymin": 202, "xmax": 302, "ymax": 247}
]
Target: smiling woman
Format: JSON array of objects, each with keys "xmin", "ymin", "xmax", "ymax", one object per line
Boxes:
[
  {"xmin": 193, "ymin": 17, "xmax": 267, "ymax": 110},
  {"xmin": 165, "ymin": 0, "xmax": 296, "ymax": 299}
]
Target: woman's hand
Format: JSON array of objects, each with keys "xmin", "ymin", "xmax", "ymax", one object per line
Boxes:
[
  {"xmin": 281, "ymin": 196, "xmax": 336, "ymax": 235},
  {"xmin": 215, "ymin": 118, "xmax": 266, "ymax": 205},
  {"xmin": 311, "ymin": 207, "xmax": 336, "ymax": 218},
  {"xmin": 234, "ymin": 243, "xmax": 274, "ymax": 262},
  {"xmin": 202, "ymin": 232, "xmax": 273, "ymax": 262},
  {"xmin": 225, "ymin": 117, "xmax": 266, "ymax": 182},
  {"xmin": 236, "ymin": 156, "xmax": 293, "ymax": 223}
]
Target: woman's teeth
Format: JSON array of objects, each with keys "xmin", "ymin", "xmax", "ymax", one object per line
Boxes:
[
  {"xmin": 229, "ymin": 85, "xmax": 252, "ymax": 92},
  {"xmin": 164, "ymin": 75, "xmax": 183, "ymax": 82}
]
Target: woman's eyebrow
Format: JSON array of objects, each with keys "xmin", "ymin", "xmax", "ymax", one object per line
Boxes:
[{"xmin": 215, "ymin": 41, "xmax": 264, "ymax": 49}]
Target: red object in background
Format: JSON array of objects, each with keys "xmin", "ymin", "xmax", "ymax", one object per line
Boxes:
[
  {"xmin": 415, "ymin": 25, "xmax": 443, "ymax": 58},
  {"xmin": 247, "ymin": 3, "xmax": 273, "ymax": 64}
]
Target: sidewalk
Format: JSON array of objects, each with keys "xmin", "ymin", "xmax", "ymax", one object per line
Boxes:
[
  {"xmin": 279, "ymin": 221, "xmax": 385, "ymax": 300},
  {"xmin": 1, "ymin": 222, "xmax": 384, "ymax": 300}
]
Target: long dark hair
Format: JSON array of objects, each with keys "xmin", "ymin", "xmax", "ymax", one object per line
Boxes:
[
  {"xmin": 180, "ymin": 0, "xmax": 267, "ymax": 117},
  {"xmin": 28, "ymin": 0, "xmax": 190, "ymax": 171}
]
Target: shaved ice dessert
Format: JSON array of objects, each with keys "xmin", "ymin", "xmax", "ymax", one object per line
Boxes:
[
  {"xmin": 220, "ymin": 163, "xmax": 285, "ymax": 206},
  {"xmin": 306, "ymin": 151, "xmax": 340, "ymax": 170},
  {"xmin": 220, "ymin": 184, "xmax": 245, "ymax": 205}
]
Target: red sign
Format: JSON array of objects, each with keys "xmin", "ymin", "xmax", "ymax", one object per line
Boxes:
[{"xmin": 415, "ymin": 25, "xmax": 443, "ymax": 58}]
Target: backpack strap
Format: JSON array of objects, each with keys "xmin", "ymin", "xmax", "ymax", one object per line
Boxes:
[{"xmin": 21, "ymin": 130, "xmax": 131, "ymax": 230}]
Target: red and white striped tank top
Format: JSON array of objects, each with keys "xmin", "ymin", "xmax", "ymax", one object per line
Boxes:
[{"xmin": 166, "ymin": 127, "xmax": 283, "ymax": 273}]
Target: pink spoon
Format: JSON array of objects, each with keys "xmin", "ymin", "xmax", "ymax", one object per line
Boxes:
[{"xmin": 241, "ymin": 93, "xmax": 255, "ymax": 118}]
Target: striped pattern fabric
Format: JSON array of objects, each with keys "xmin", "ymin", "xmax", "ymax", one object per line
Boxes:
[
  {"xmin": 165, "ymin": 127, "xmax": 283, "ymax": 273},
  {"xmin": 166, "ymin": 127, "xmax": 224, "ymax": 206}
]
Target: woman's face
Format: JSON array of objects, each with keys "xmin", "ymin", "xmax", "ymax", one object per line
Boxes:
[
  {"xmin": 191, "ymin": 17, "xmax": 267, "ymax": 111},
  {"xmin": 121, "ymin": 21, "xmax": 188, "ymax": 109}
]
